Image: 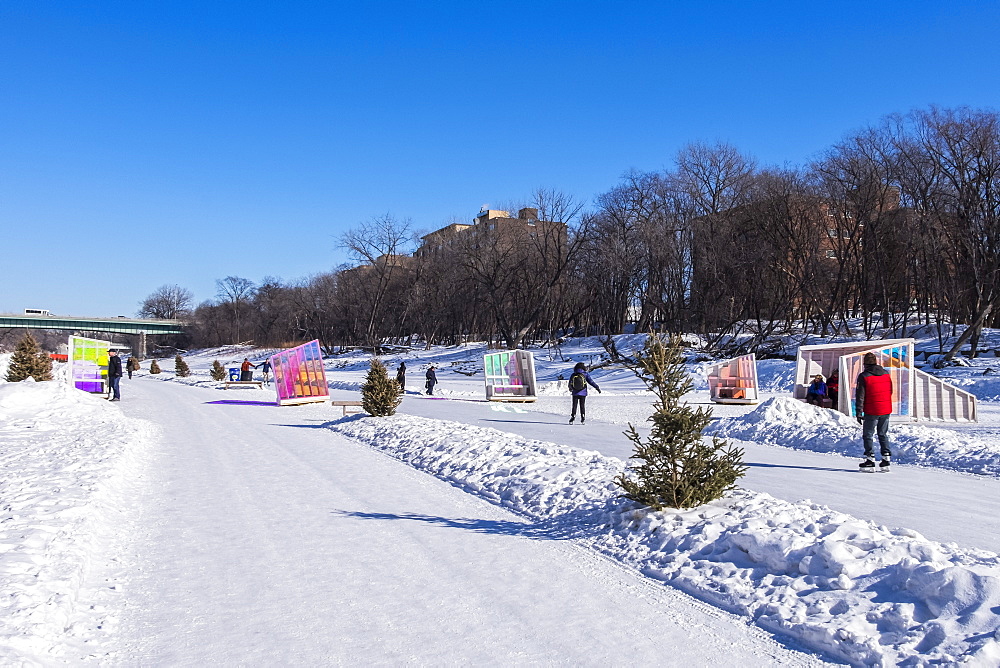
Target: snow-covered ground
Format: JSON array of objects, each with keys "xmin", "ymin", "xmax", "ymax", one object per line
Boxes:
[{"xmin": 4, "ymin": 335, "xmax": 1000, "ymax": 664}]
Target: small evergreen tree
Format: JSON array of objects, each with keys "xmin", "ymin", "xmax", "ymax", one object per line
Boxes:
[
  {"xmin": 149, "ymin": 359, "xmax": 162, "ymax": 374},
  {"xmin": 615, "ymin": 334, "xmax": 747, "ymax": 510},
  {"xmin": 6, "ymin": 332, "xmax": 53, "ymax": 382},
  {"xmin": 174, "ymin": 355, "xmax": 191, "ymax": 377},
  {"xmin": 360, "ymin": 358, "xmax": 401, "ymax": 416},
  {"xmin": 210, "ymin": 360, "xmax": 227, "ymax": 381}
]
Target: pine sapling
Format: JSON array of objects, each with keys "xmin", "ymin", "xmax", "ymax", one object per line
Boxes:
[
  {"xmin": 360, "ymin": 358, "xmax": 402, "ymax": 416},
  {"xmin": 615, "ymin": 334, "xmax": 747, "ymax": 510},
  {"xmin": 149, "ymin": 359, "xmax": 162, "ymax": 374},
  {"xmin": 210, "ymin": 360, "xmax": 227, "ymax": 381},
  {"xmin": 6, "ymin": 332, "xmax": 53, "ymax": 382},
  {"xmin": 174, "ymin": 355, "xmax": 191, "ymax": 377}
]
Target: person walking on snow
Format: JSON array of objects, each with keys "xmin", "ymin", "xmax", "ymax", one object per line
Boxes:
[
  {"xmin": 107, "ymin": 349, "xmax": 123, "ymax": 401},
  {"xmin": 856, "ymin": 352, "xmax": 893, "ymax": 471},
  {"xmin": 805, "ymin": 374, "xmax": 827, "ymax": 406},
  {"xmin": 396, "ymin": 362, "xmax": 406, "ymax": 394},
  {"xmin": 240, "ymin": 358, "xmax": 256, "ymax": 381},
  {"xmin": 568, "ymin": 362, "xmax": 600, "ymax": 424},
  {"xmin": 126, "ymin": 355, "xmax": 139, "ymax": 379},
  {"xmin": 425, "ymin": 365, "xmax": 437, "ymax": 395}
]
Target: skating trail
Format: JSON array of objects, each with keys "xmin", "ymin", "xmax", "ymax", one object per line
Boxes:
[
  {"xmin": 383, "ymin": 391, "xmax": 1000, "ymax": 555},
  {"xmin": 113, "ymin": 379, "xmax": 822, "ymax": 666}
]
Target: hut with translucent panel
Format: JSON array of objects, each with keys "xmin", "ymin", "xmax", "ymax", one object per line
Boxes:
[
  {"xmin": 484, "ymin": 350, "xmax": 537, "ymax": 402},
  {"xmin": 68, "ymin": 335, "xmax": 111, "ymax": 393},
  {"xmin": 707, "ymin": 354, "xmax": 759, "ymax": 404},
  {"xmin": 794, "ymin": 339, "xmax": 976, "ymax": 422},
  {"xmin": 270, "ymin": 340, "xmax": 330, "ymax": 406}
]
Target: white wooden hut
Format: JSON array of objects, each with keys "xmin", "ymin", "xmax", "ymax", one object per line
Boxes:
[
  {"xmin": 484, "ymin": 350, "xmax": 537, "ymax": 402},
  {"xmin": 707, "ymin": 354, "xmax": 759, "ymax": 404},
  {"xmin": 794, "ymin": 339, "xmax": 977, "ymax": 422}
]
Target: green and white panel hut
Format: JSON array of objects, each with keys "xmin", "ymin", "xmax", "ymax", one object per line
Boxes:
[{"xmin": 483, "ymin": 350, "xmax": 537, "ymax": 402}]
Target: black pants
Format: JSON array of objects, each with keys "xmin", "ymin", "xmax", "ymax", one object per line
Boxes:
[{"xmin": 571, "ymin": 395, "xmax": 586, "ymax": 419}]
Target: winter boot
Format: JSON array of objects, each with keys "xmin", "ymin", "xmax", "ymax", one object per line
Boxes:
[{"xmin": 859, "ymin": 459, "xmax": 876, "ymax": 472}]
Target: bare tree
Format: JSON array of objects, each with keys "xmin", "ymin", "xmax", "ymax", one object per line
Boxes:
[
  {"xmin": 339, "ymin": 214, "xmax": 414, "ymax": 347},
  {"xmin": 138, "ymin": 284, "xmax": 194, "ymax": 319},
  {"xmin": 216, "ymin": 276, "xmax": 257, "ymax": 343}
]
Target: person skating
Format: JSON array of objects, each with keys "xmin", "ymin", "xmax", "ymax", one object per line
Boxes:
[
  {"xmin": 805, "ymin": 374, "xmax": 827, "ymax": 406},
  {"xmin": 425, "ymin": 365, "xmax": 437, "ymax": 395},
  {"xmin": 568, "ymin": 362, "xmax": 600, "ymax": 424},
  {"xmin": 240, "ymin": 358, "xmax": 256, "ymax": 381},
  {"xmin": 396, "ymin": 362, "xmax": 406, "ymax": 394},
  {"xmin": 107, "ymin": 349, "xmax": 123, "ymax": 401},
  {"xmin": 855, "ymin": 352, "xmax": 893, "ymax": 471},
  {"xmin": 260, "ymin": 359, "xmax": 271, "ymax": 385}
]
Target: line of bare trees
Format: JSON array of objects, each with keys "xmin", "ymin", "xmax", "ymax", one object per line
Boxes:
[{"xmin": 165, "ymin": 105, "xmax": 1000, "ymax": 354}]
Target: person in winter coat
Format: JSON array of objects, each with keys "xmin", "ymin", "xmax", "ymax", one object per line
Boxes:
[
  {"xmin": 126, "ymin": 356, "xmax": 140, "ymax": 379},
  {"xmin": 240, "ymin": 358, "xmax": 256, "ymax": 381},
  {"xmin": 425, "ymin": 366, "xmax": 437, "ymax": 395},
  {"xmin": 855, "ymin": 352, "xmax": 893, "ymax": 470},
  {"xmin": 396, "ymin": 362, "xmax": 406, "ymax": 394},
  {"xmin": 107, "ymin": 350, "xmax": 123, "ymax": 401},
  {"xmin": 260, "ymin": 360, "xmax": 272, "ymax": 385},
  {"xmin": 568, "ymin": 362, "xmax": 601, "ymax": 424},
  {"xmin": 805, "ymin": 375, "xmax": 827, "ymax": 406},
  {"xmin": 827, "ymin": 370, "xmax": 840, "ymax": 410}
]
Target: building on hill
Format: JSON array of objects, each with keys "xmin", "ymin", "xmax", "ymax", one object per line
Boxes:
[{"xmin": 415, "ymin": 207, "xmax": 567, "ymax": 259}]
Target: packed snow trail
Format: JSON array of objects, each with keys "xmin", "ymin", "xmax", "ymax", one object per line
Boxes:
[
  {"xmin": 380, "ymin": 391, "xmax": 1000, "ymax": 554},
  {"xmin": 111, "ymin": 379, "xmax": 822, "ymax": 665}
]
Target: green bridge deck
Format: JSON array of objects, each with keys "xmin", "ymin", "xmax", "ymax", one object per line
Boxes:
[{"xmin": 0, "ymin": 314, "xmax": 185, "ymax": 335}]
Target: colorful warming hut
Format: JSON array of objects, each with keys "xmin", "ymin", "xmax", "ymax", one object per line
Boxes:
[
  {"xmin": 707, "ymin": 354, "xmax": 759, "ymax": 404},
  {"xmin": 270, "ymin": 340, "xmax": 330, "ymax": 406},
  {"xmin": 484, "ymin": 350, "xmax": 537, "ymax": 402}
]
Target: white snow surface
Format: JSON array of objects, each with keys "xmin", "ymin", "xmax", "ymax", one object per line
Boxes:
[
  {"xmin": 707, "ymin": 397, "xmax": 1000, "ymax": 478},
  {"xmin": 332, "ymin": 414, "xmax": 1000, "ymax": 666},
  {"xmin": 6, "ymin": 335, "xmax": 1000, "ymax": 664},
  {"xmin": 0, "ymin": 379, "xmax": 156, "ymax": 664}
]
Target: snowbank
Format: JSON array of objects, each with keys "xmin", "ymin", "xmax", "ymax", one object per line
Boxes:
[
  {"xmin": 331, "ymin": 414, "xmax": 1000, "ymax": 666},
  {"xmin": 706, "ymin": 398, "xmax": 1000, "ymax": 477},
  {"xmin": 0, "ymin": 380, "xmax": 157, "ymax": 663}
]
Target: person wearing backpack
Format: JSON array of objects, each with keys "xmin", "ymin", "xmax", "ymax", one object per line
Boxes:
[{"xmin": 568, "ymin": 362, "xmax": 600, "ymax": 424}]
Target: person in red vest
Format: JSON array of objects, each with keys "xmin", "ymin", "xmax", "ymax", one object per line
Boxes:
[{"xmin": 855, "ymin": 352, "xmax": 893, "ymax": 471}]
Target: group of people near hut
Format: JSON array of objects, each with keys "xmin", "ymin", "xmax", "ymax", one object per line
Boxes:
[{"xmin": 805, "ymin": 370, "xmax": 840, "ymax": 409}]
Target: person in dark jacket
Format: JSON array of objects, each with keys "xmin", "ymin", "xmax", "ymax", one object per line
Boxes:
[
  {"xmin": 425, "ymin": 365, "xmax": 437, "ymax": 395},
  {"xmin": 568, "ymin": 362, "xmax": 601, "ymax": 424},
  {"xmin": 827, "ymin": 370, "xmax": 840, "ymax": 410},
  {"xmin": 805, "ymin": 375, "xmax": 827, "ymax": 406},
  {"xmin": 260, "ymin": 359, "xmax": 272, "ymax": 385},
  {"xmin": 126, "ymin": 355, "xmax": 140, "ymax": 379},
  {"xmin": 855, "ymin": 352, "xmax": 893, "ymax": 470},
  {"xmin": 396, "ymin": 362, "xmax": 406, "ymax": 394},
  {"xmin": 107, "ymin": 349, "xmax": 123, "ymax": 401}
]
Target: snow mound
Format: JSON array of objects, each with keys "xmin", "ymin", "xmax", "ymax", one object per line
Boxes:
[
  {"xmin": 331, "ymin": 413, "xmax": 1000, "ymax": 666},
  {"xmin": 706, "ymin": 397, "xmax": 1000, "ymax": 477},
  {"xmin": 0, "ymin": 380, "xmax": 158, "ymax": 664}
]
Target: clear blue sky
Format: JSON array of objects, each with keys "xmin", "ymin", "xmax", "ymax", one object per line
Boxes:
[{"xmin": 2, "ymin": 1, "xmax": 999, "ymax": 317}]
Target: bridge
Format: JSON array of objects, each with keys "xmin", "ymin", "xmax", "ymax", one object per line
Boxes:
[{"xmin": 0, "ymin": 314, "xmax": 185, "ymax": 336}]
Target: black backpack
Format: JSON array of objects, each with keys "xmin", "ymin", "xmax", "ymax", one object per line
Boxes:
[{"xmin": 569, "ymin": 372, "xmax": 586, "ymax": 392}]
